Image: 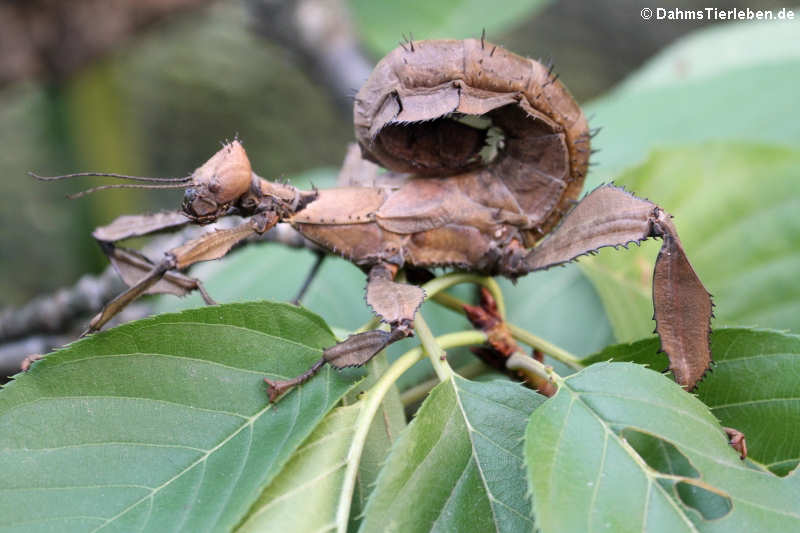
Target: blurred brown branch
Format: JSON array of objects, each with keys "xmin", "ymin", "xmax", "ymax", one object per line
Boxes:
[
  {"xmin": 0, "ymin": 0, "xmax": 217, "ymax": 86},
  {"xmin": 0, "ymin": 267, "xmax": 127, "ymax": 343},
  {"xmin": 247, "ymin": 0, "xmax": 373, "ymax": 113}
]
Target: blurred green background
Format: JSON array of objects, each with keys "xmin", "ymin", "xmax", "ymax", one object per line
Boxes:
[{"xmin": 2, "ymin": 0, "xmax": 798, "ymax": 377}]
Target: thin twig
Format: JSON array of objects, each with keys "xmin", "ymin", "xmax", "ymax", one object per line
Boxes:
[{"xmin": 431, "ymin": 292, "xmax": 584, "ymax": 370}]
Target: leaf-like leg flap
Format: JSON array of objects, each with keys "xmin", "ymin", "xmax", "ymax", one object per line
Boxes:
[
  {"xmin": 324, "ymin": 329, "xmax": 401, "ymax": 368},
  {"xmin": 365, "ymin": 263, "xmax": 426, "ymax": 326},
  {"xmin": 99, "ymin": 242, "xmax": 213, "ymax": 300},
  {"xmin": 92, "ymin": 211, "xmax": 190, "ymax": 243},
  {"xmin": 651, "ymin": 213, "xmax": 713, "ymax": 390},
  {"xmin": 85, "ymin": 216, "xmax": 274, "ymax": 334},
  {"xmin": 265, "ymin": 263, "xmax": 420, "ymax": 402},
  {"xmin": 168, "ymin": 215, "xmax": 270, "ymax": 269},
  {"xmin": 521, "ymin": 184, "xmax": 656, "ymax": 272},
  {"xmin": 265, "ymin": 326, "xmax": 408, "ymax": 402},
  {"xmin": 516, "ymin": 184, "xmax": 713, "ymax": 390}
]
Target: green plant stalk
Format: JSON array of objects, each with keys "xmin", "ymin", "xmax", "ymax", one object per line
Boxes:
[
  {"xmin": 431, "ymin": 292, "xmax": 584, "ymax": 370},
  {"xmin": 413, "ymin": 312, "xmax": 452, "ymax": 381},
  {"xmin": 507, "ymin": 323, "xmax": 583, "ymax": 370},
  {"xmin": 506, "ymin": 350, "xmax": 562, "ymax": 386},
  {"xmin": 335, "ymin": 330, "xmax": 488, "ymax": 532},
  {"xmin": 421, "ymin": 273, "xmax": 506, "ymax": 319},
  {"xmin": 400, "ymin": 359, "xmax": 489, "ymax": 406}
]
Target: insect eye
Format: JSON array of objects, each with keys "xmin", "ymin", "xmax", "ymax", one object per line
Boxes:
[
  {"xmin": 182, "ymin": 188, "xmax": 218, "ymax": 218},
  {"xmin": 182, "ymin": 188, "xmax": 196, "ymax": 206}
]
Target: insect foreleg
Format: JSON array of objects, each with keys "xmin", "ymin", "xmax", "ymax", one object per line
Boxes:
[
  {"xmin": 84, "ymin": 213, "xmax": 277, "ymax": 335},
  {"xmin": 98, "ymin": 243, "xmax": 217, "ymax": 304},
  {"xmin": 83, "ymin": 254, "xmax": 180, "ymax": 335}
]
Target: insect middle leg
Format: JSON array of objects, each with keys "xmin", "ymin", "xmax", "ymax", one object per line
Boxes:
[
  {"xmin": 264, "ymin": 262, "xmax": 425, "ymax": 401},
  {"xmin": 291, "ymin": 250, "xmax": 326, "ymax": 305}
]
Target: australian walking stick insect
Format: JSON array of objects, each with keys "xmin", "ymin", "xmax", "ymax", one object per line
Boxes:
[{"xmin": 33, "ymin": 38, "xmax": 713, "ymax": 401}]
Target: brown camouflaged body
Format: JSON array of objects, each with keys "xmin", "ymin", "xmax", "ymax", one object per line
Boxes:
[
  {"xmin": 289, "ymin": 173, "xmax": 515, "ymax": 273},
  {"xmin": 290, "ymin": 38, "xmax": 589, "ymax": 274},
  {"xmin": 65, "ymin": 41, "xmax": 710, "ymax": 393}
]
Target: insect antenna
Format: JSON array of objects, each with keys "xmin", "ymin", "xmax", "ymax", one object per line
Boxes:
[
  {"xmin": 28, "ymin": 171, "xmax": 193, "ymax": 199},
  {"xmin": 29, "ymin": 171, "xmax": 192, "ymax": 183},
  {"xmin": 65, "ymin": 182, "xmax": 192, "ymax": 200}
]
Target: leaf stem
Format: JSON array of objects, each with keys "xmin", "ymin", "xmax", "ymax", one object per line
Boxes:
[
  {"xmin": 400, "ymin": 360, "xmax": 489, "ymax": 406},
  {"xmin": 413, "ymin": 312, "xmax": 452, "ymax": 381},
  {"xmin": 507, "ymin": 324, "xmax": 583, "ymax": 370},
  {"xmin": 506, "ymin": 351, "xmax": 562, "ymax": 386},
  {"xmin": 421, "ymin": 273, "xmax": 506, "ymax": 319},
  {"xmin": 431, "ymin": 292, "xmax": 584, "ymax": 370},
  {"xmin": 336, "ymin": 330, "xmax": 487, "ymax": 532}
]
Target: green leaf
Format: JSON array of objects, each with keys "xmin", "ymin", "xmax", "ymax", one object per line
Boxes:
[
  {"xmin": 585, "ymin": 17, "xmax": 800, "ymax": 187},
  {"xmin": 0, "ymin": 302, "xmax": 361, "ymax": 533},
  {"xmin": 359, "ymin": 376, "xmax": 545, "ymax": 532},
  {"xmin": 235, "ymin": 404, "xmax": 361, "ymax": 532},
  {"xmin": 616, "ymin": 15, "xmax": 800, "ymax": 94},
  {"xmin": 583, "ymin": 327, "xmax": 800, "ymax": 477},
  {"xmin": 525, "ymin": 362, "xmax": 800, "ymax": 533},
  {"xmin": 580, "ymin": 143, "xmax": 800, "ymax": 342},
  {"xmin": 349, "ymin": 0, "xmax": 550, "ymax": 56},
  {"xmin": 237, "ymin": 344, "xmax": 411, "ymax": 532}
]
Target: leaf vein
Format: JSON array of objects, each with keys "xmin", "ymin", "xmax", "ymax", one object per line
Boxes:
[
  {"xmin": 12, "ymin": 441, "xmax": 206, "ymax": 454},
  {"xmin": 712, "ymin": 397, "xmax": 800, "ymax": 410},
  {"xmin": 86, "ymin": 399, "xmax": 275, "ymax": 532},
  {"xmin": 0, "ymin": 394, "xmax": 250, "ymax": 423},
  {"xmin": 587, "ymin": 431, "xmax": 609, "ymax": 533}
]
